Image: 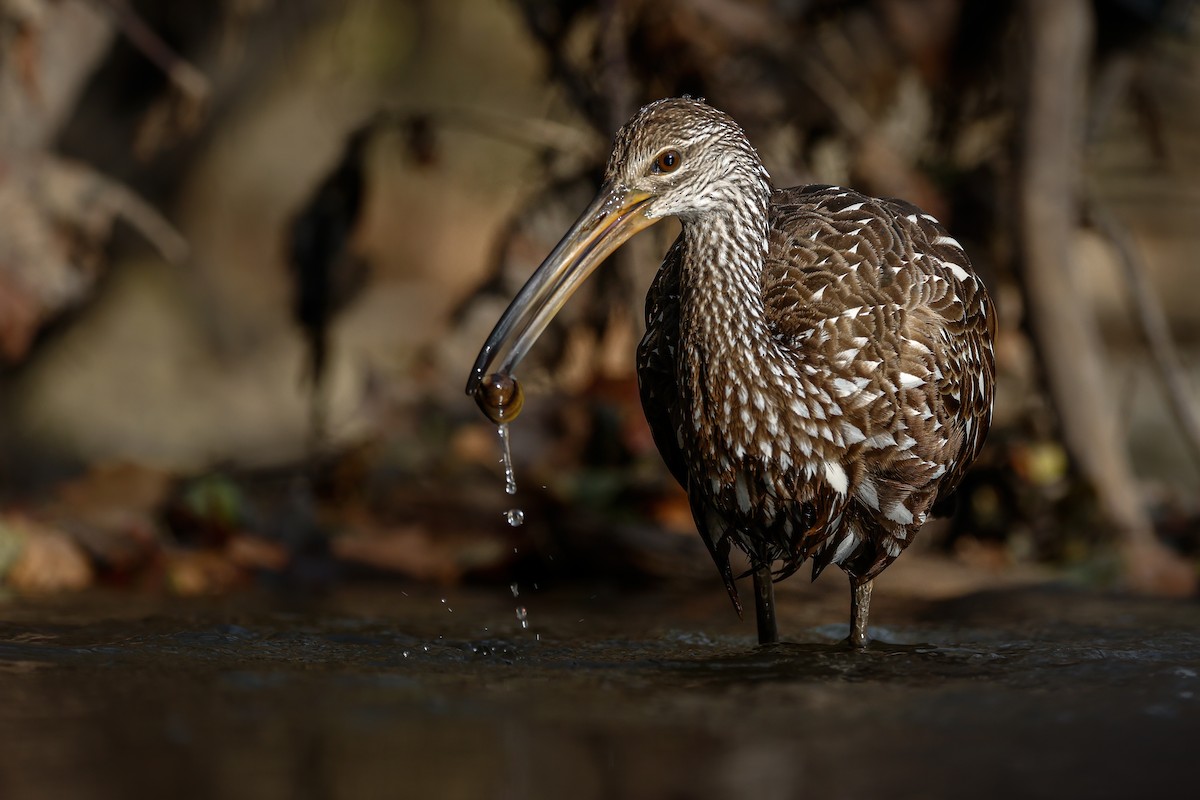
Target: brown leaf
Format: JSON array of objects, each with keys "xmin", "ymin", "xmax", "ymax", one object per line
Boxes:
[
  {"xmin": 225, "ymin": 535, "xmax": 290, "ymax": 573},
  {"xmin": 165, "ymin": 549, "xmax": 244, "ymax": 596},
  {"xmin": 11, "ymin": 15, "xmax": 42, "ymax": 102},
  {"xmin": 57, "ymin": 461, "xmax": 174, "ymax": 524},
  {"xmin": 0, "ymin": 268, "xmax": 42, "ymax": 361},
  {"xmin": 1120, "ymin": 541, "xmax": 1198, "ymax": 598},
  {"xmin": 332, "ymin": 525, "xmax": 507, "ymax": 584},
  {"xmin": 1, "ymin": 515, "xmax": 94, "ymax": 593}
]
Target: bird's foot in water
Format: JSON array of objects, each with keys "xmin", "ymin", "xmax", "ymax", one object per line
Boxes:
[
  {"xmin": 843, "ymin": 632, "xmax": 871, "ymax": 651},
  {"xmin": 846, "ymin": 578, "xmax": 873, "ymax": 651},
  {"xmin": 753, "ymin": 561, "xmax": 778, "ymax": 645}
]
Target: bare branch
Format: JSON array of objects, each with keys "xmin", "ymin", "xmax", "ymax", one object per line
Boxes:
[
  {"xmin": 1088, "ymin": 198, "xmax": 1200, "ymax": 470},
  {"xmin": 93, "ymin": 0, "xmax": 210, "ymax": 104},
  {"xmin": 1016, "ymin": 0, "xmax": 1194, "ymax": 595}
]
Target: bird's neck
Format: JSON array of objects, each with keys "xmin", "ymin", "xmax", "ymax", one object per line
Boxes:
[
  {"xmin": 678, "ymin": 199, "xmax": 772, "ymax": 360},
  {"xmin": 675, "ymin": 192, "xmax": 825, "ymax": 474}
]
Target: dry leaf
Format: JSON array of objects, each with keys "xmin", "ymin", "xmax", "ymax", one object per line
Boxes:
[
  {"xmin": 332, "ymin": 525, "xmax": 507, "ymax": 584},
  {"xmin": 225, "ymin": 535, "xmax": 290, "ymax": 572},
  {"xmin": 165, "ymin": 549, "xmax": 244, "ymax": 596},
  {"xmin": 0, "ymin": 156, "xmax": 188, "ymax": 364},
  {"xmin": 0, "ymin": 515, "xmax": 94, "ymax": 592}
]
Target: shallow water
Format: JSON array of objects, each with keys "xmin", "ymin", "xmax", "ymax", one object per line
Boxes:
[{"xmin": 0, "ymin": 582, "xmax": 1196, "ymax": 799}]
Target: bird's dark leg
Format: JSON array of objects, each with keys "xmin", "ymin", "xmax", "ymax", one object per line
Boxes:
[
  {"xmin": 752, "ymin": 561, "xmax": 778, "ymax": 645},
  {"xmin": 848, "ymin": 577, "xmax": 873, "ymax": 649}
]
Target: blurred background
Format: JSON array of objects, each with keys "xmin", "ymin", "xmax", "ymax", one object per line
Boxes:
[{"xmin": 0, "ymin": 0, "xmax": 1197, "ymax": 599}]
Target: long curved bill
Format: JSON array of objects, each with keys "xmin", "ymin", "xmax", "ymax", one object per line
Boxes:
[{"xmin": 465, "ymin": 183, "xmax": 658, "ymax": 397}]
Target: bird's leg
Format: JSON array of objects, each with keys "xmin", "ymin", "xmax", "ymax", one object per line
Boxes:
[
  {"xmin": 848, "ymin": 577, "xmax": 873, "ymax": 649},
  {"xmin": 752, "ymin": 561, "xmax": 778, "ymax": 645}
]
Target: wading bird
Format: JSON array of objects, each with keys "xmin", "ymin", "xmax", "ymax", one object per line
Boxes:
[{"xmin": 467, "ymin": 98, "xmax": 995, "ymax": 647}]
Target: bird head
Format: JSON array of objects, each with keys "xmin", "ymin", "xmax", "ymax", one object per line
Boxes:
[
  {"xmin": 603, "ymin": 97, "xmax": 770, "ymax": 222},
  {"xmin": 466, "ymin": 98, "xmax": 771, "ymax": 412}
]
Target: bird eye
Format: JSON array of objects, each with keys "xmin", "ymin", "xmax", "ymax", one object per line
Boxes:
[{"xmin": 652, "ymin": 149, "xmax": 681, "ymax": 174}]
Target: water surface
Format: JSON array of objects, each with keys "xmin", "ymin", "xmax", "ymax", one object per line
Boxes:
[{"xmin": 0, "ymin": 582, "xmax": 1196, "ymax": 799}]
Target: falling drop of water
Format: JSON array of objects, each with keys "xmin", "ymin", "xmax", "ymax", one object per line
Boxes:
[
  {"xmin": 510, "ymin": 582, "xmax": 520, "ymax": 598},
  {"xmin": 497, "ymin": 423, "xmax": 517, "ymax": 496},
  {"xmin": 504, "ymin": 508, "xmax": 525, "ymax": 527},
  {"xmin": 515, "ymin": 606, "xmax": 529, "ymax": 629}
]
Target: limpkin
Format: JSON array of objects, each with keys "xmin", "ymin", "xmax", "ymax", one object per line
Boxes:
[{"xmin": 467, "ymin": 98, "xmax": 995, "ymax": 647}]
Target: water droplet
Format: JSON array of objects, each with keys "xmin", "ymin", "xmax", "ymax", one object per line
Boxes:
[
  {"xmin": 515, "ymin": 606, "xmax": 529, "ymax": 629},
  {"xmin": 504, "ymin": 508, "xmax": 525, "ymax": 527},
  {"xmin": 402, "ymin": 650, "xmax": 410, "ymax": 658},
  {"xmin": 510, "ymin": 582, "xmax": 520, "ymax": 598},
  {"xmin": 498, "ymin": 423, "xmax": 517, "ymax": 495}
]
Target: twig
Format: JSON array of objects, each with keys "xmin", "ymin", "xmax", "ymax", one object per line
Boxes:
[
  {"xmin": 1017, "ymin": 0, "xmax": 1136, "ymax": 530},
  {"xmin": 1088, "ymin": 197, "xmax": 1200, "ymax": 470},
  {"xmin": 42, "ymin": 156, "xmax": 190, "ymax": 264},
  {"xmin": 1016, "ymin": 0, "xmax": 1193, "ymax": 595},
  {"xmin": 93, "ymin": 0, "xmax": 210, "ymax": 103},
  {"xmin": 378, "ymin": 106, "xmax": 604, "ymax": 162}
]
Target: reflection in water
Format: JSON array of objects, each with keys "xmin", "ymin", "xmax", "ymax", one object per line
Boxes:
[{"xmin": 0, "ymin": 586, "xmax": 1196, "ymax": 798}]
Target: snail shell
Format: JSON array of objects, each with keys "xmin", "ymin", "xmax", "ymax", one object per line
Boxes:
[{"xmin": 474, "ymin": 373, "xmax": 524, "ymax": 424}]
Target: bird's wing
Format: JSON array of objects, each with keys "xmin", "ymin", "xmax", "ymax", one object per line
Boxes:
[
  {"xmin": 760, "ymin": 185, "xmax": 994, "ymax": 526},
  {"xmin": 876, "ymin": 196, "xmax": 996, "ymax": 503},
  {"xmin": 638, "ymin": 237, "xmax": 747, "ymax": 613},
  {"xmin": 637, "ymin": 235, "xmax": 690, "ymax": 489}
]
